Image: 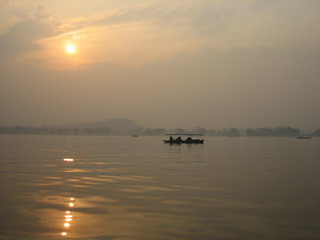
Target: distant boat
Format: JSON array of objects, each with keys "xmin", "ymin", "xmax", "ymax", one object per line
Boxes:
[
  {"xmin": 297, "ymin": 135, "xmax": 312, "ymax": 139},
  {"xmin": 164, "ymin": 134, "xmax": 204, "ymax": 144},
  {"xmin": 132, "ymin": 135, "xmax": 138, "ymax": 137}
]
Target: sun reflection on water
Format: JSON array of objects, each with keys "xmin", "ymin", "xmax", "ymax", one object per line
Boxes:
[
  {"xmin": 60, "ymin": 197, "xmax": 76, "ymax": 237},
  {"xmin": 60, "ymin": 157, "xmax": 78, "ymax": 237},
  {"xmin": 64, "ymin": 158, "xmax": 74, "ymax": 162},
  {"xmin": 64, "ymin": 222, "xmax": 71, "ymax": 228}
]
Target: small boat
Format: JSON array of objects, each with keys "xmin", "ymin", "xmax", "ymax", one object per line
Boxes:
[
  {"xmin": 297, "ymin": 135, "xmax": 312, "ymax": 139},
  {"xmin": 163, "ymin": 134, "xmax": 204, "ymax": 144},
  {"xmin": 132, "ymin": 135, "xmax": 138, "ymax": 137}
]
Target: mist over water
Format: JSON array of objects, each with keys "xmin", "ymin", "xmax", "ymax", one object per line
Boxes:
[{"xmin": 1, "ymin": 135, "xmax": 320, "ymax": 239}]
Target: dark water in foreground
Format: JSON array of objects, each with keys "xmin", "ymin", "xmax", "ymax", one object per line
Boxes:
[{"xmin": 0, "ymin": 135, "xmax": 320, "ymax": 240}]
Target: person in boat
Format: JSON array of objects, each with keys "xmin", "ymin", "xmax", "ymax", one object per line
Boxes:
[
  {"xmin": 176, "ymin": 136, "xmax": 182, "ymax": 141},
  {"xmin": 169, "ymin": 136, "xmax": 173, "ymax": 141},
  {"xmin": 186, "ymin": 137, "xmax": 193, "ymax": 142}
]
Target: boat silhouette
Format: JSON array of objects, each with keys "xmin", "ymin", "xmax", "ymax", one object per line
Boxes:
[{"xmin": 163, "ymin": 134, "xmax": 204, "ymax": 144}]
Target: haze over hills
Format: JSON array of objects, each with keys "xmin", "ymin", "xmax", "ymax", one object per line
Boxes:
[
  {"xmin": 58, "ymin": 118, "xmax": 143, "ymax": 131},
  {"xmin": 1, "ymin": 1, "xmax": 320, "ymax": 131},
  {"xmin": 1, "ymin": 117, "xmax": 319, "ymax": 136}
]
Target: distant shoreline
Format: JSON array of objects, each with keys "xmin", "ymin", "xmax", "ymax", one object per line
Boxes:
[{"xmin": 1, "ymin": 126, "xmax": 319, "ymax": 137}]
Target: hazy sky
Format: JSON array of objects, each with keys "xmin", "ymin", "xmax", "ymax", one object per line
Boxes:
[{"xmin": 1, "ymin": 0, "xmax": 319, "ymax": 129}]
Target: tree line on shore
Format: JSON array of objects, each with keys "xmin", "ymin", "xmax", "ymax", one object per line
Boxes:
[{"xmin": 0, "ymin": 125, "xmax": 319, "ymax": 137}]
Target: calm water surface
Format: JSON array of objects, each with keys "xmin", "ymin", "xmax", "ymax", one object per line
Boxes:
[{"xmin": 0, "ymin": 135, "xmax": 320, "ymax": 240}]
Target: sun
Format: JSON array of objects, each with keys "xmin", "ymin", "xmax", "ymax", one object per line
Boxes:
[{"xmin": 65, "ymin": 44, "xmax": 76, "ymax": 54}]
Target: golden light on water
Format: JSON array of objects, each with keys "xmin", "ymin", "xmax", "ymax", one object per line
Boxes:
[
  {"xmin": 64, "ymin": 222, "xmax": 71, "ymax": 228},
  {"xmin": 64, "ymin": 158, "xmax": 74, "ymax": 162},
  {"xmin": 59, "ymin": 197, "xmax": 76, "ymax": 236},
  {"xmin": 59, "ymin": 164, "xmax": 77, "ymax": 237}
]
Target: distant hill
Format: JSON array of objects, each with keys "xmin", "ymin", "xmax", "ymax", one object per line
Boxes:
[{"xmin": 60, "ymin": 118, "xmax": 142, "ymax": 131}]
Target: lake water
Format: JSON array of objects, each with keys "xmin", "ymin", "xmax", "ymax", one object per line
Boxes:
[{"xmin": 0, "ymin": 135, "xmax": 320, "ymax": 240}]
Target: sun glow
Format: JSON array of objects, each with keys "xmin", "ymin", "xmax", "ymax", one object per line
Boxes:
[{"xmin": 66, "ymin": 44, "xmax": 76, "ymax": 54}]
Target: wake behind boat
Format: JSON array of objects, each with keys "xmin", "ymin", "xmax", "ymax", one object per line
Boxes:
[{"xmin": 163, "ymin": 134, "xmax": 204, "ymax": 144}]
